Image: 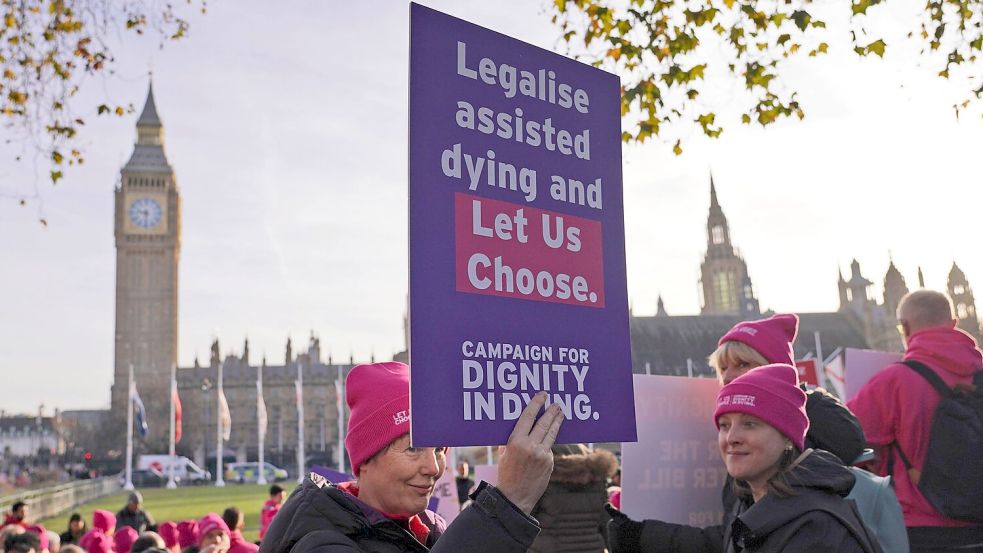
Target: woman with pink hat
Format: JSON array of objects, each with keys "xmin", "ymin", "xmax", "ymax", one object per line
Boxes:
[
  {"xmin": 259, "ymin": 361, "xmax": 564, "ymax": 553},
  {"xmin": 710, "ymin": 363, "xmax": 883, "ymax": 551}
]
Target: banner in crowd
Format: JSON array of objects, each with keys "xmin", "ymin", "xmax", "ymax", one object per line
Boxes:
[
  {"xmin": 431, "ymin": 468, "xmax": 461, "ymax": 523},
  {"xmin": 408, "ymin": 3, "xmax": 635, "ymax": 446},
  {"xmin": 794, "ymin": 359, "xmax": 819, "ymax": 387},
  {"xmin": 842, "ymin": 348, "xmax": 901, "ymax": 401},
  {"xmin": 621, "ymin": 375, "xmax": 726, "ymax": 527}
]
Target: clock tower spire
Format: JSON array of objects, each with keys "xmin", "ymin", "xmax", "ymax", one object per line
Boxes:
[{"xmin": 111, "ymin": 81, "xmax": 181, "ymax": 449}]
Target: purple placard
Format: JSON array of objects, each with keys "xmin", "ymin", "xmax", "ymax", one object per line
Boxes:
[{"xmin": 409, "ymin": 3, "xmax": 635, "ymax": 446}]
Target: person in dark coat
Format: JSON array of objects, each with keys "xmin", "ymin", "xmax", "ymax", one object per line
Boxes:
[
  {"xmin": 528, "ymin": 444, "xmax": 618, "ymax": 553},
  {"xmin": 259, "ymin": 361, "xmax": 564, "ymax": 553},
  {"xmin": 611, "ymin": 364, "xmax": 883, "ymax": 553},
  {"xmin": 117, "ymin": 491, "xmax": 156, "ymax": 533},
  {"xmin": 59, "ymin": 513, "xmax": 86, "ymax": 546},
  {"xmin": 607, "ymin": 314, "xmax": 879, "ymax": 553}
]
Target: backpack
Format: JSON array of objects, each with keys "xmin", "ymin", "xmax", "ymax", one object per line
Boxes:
[{"xmin": 891, "ymin": 360, "xmax": 983, "ymax": 523}]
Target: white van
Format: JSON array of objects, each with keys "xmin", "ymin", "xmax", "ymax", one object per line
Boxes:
[{"xmin": 137, "ymin": 455, "xmax": 211, "ymax": 484}]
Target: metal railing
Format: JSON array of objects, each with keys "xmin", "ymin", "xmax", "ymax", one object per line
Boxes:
[{"xmin": 0, "ymin": 476, "xmax": 121, "ymax": 521}]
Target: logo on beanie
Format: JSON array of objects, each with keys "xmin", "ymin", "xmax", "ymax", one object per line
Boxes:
[
  {"xmin": 392, "ymin": 410, "xmax": 410, "ymax": 425},
  {"xmin": 719, "ymin": 394, "xmax": 756, "ymax": 407},
  {"xmin": 736, "ymin": 326, "xmax": 758, "ymax": 336}
]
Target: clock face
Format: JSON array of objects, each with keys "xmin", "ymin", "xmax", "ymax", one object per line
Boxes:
[{"xmin": 128, "ymin": 198, "xmax": 163, "ymax": 229}]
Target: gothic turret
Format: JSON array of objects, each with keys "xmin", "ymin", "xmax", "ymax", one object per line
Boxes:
[
  {"xmin": 699, "ymin": 177, "xmax": 759, "ymax": 316},
  {"xmin": 948, "ymin": 262, "xmax": 982, "ymax": 340},
  {"xmin": 883, "ymin": 257, "xmax": 909, "ymax": 317}
]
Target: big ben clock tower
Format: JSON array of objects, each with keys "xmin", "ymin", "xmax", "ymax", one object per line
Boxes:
[{"xmin": 111, "ymin": 83, "xmax": 180, "ymax": 448}]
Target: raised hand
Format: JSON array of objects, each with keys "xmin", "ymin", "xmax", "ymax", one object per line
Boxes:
[{"xmin": 495, "ymin": 391, "xmax": 565, "ymax": 514}]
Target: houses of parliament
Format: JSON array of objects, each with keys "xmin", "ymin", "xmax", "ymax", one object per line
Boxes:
[{"xmin": 90, "ymin": 85, "xmax": 983, "ymax": 468}]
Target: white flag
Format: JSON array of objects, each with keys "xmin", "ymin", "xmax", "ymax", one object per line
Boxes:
[
  {"xmin": 218, "ymin": 389, "xmax": 232, "ymax": 442},
  {"xmin": 257, "ymin": 379, "xmax": 268, "ymax": 442}
]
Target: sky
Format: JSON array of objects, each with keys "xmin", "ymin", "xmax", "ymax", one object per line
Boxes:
[{"xmin": 1, "ymin": 1, "xmax": 981, "ymax": 414}]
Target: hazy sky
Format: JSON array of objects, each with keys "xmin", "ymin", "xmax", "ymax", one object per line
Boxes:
[{"xmin": 2, "ymin": 1, "xmax": 981, "ymax": 414}]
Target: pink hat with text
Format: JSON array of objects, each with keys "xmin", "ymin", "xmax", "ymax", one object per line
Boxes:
[
  {"xmin": 719, "ymin": 313, "xmax": 799, "ymax": 366},
  {"xmin": 714, "ymin": 363, "xmax": 809, "ymax": 450},
  {"xmin": 345, "ymin": 362, "xmax": 412, "ymax": 475}
]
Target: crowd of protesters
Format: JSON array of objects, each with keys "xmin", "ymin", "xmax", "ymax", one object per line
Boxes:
[{"xmin": 3, "ymin": 289, "xmax": 981, "ymax": 553}]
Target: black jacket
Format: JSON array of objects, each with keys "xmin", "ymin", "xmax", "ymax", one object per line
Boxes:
[
  {"xmin": 259, "ymin": 473, "xmax": 540, "ymax": 553},
  {"xmin": 116, "ymin": 507, "xmax": 155, "ymax": 533},
  {"xmin": 722, "ymin": 449, "xmax": 883, "ymax": 553}
]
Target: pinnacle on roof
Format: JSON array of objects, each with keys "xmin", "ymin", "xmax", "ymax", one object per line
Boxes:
[
  {"xmin": 709, "ymin": 174, "xmax": 719, "ymax": 209},
  {"xmin": 949, "ymin": 261, "xmax": 966, "ymax": 281},
  {"xmin": 137, "ymin": 81, "xmax": 162, "ymax": 127}
]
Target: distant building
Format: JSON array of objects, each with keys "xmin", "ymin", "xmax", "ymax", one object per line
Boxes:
[
  {"xmin": 631, "ymin": 178, "xmax": 983, "ymax": 376},
  {"xmin": 0, "ymin": 414, "xmax": 65, "ymax": 458}
]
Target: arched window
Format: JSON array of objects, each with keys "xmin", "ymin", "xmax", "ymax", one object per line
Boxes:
[{"xmin": 711, "ymin": 225, "xmax": 725, "ymax": 244}]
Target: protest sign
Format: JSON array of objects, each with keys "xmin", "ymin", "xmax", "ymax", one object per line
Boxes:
[
  {"xmin": 794, "ymin": 359, "xmax": 819, "ymax": 387},
  {"xmin": 621, "ymin": 375, "xmax": 726, "ymax": 527},
  {"xmin": 432, "ymin": 468, "xmax": 461, "ymax": 523},
  {"xmin": 408, "ymin": 3, "xmax": 634, "ymax": 446},
  {"xmin": 473, "ymin": 464, "xmax": 498, "ymax": 487},
  {"xmin": 843, "ymin": 348, "xmax": 901, "ymax": 401}
]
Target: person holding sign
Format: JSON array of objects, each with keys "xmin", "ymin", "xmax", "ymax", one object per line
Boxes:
[{"xmin": 258, "ymin": 362, "xmax": 564, "ymax": 553}]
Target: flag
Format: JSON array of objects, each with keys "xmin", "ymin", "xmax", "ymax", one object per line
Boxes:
[
  {"xmin": 257, "ymin": 379, "xmax": 268, "ymax": 442},
  {"xmin": 172, "ymin": 377, "xmax": 183, "ymax": 444},
  {"xmin": 218, "ymin": 389, "xmax": 232, "ymax": 442},
  {"xmin": 132, "ymin": 387, "xmax": 149, "ymax": 438}
]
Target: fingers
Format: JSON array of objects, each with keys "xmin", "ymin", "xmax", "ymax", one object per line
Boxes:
[
  {"xmin": 541, "ymin": 404, "xmax": 564, "ymax": 446},
  {"xmin": 509, "ymin": 391, "xmax": 547, "ymax": 441},
  {"xmin": 530, "ymin": 402, "xmax": 563, "ymax": 444}
]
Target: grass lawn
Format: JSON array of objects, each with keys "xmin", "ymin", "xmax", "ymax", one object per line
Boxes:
[{"xmin": 38, "ymin": 483, "xmax": 295, "ymax": 542}]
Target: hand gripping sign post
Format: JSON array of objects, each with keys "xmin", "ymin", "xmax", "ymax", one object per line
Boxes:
[{"xmin": 409, "ymin": 4, "xmax": 636, "ymax": 446}]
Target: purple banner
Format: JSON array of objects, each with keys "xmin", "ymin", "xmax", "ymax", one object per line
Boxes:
[{"xmin": 409, "ymin": 3, "xmax": 635, "ymax": 446}]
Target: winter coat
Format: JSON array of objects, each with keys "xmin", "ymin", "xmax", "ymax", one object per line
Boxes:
[
  {"xmin": 626, "ymin": 450, "xmax": 883, "ymax": 553},
  {"xmin": 258, "ymin": 472, "xmax": 540, "ymax": 553},
  {"xmin": 230, "ymin": 530, "xmax": 259, "ymax": 553},
  {"xmin": 722, "ymin": 449, "xmax": 883, "ymax": 553},
  {"xmin": 848, "ymin": 326, "xmax": 983, "ymax": 528},
  {"xmin": 528, "ymin": 445, "xmax": 618, "ymax": 553},
  {"xmin": 259, "ymin": 499, "xmax": 281, "ymax": 540},
  {"xmin": 116, "ymin": 506, "xmax": 155, "ymax": 533}
]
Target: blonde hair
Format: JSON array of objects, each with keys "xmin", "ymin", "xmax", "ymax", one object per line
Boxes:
[{"xmin": 708, "ymin": 341, "xmax": 769, "ymax": 382}]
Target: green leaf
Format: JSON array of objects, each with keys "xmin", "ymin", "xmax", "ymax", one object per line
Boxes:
[
  {"xmin": 672, "ymin": 140, "xmax": 683, "ymax": 155},
  {"xmin": 51, "ymin": 170, "xmax": 63, "ymax": 183},
  {"xmin": 791, "ymin": 10, "xmax": 812, "ymax": 31}
]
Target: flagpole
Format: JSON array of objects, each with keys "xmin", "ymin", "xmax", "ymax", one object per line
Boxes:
[
  {"xmin": 336, "ymin": 365, "xmax": 345, "ymax": 473},
  {"xmin": 296, "ymin": 363, "xmax": 305, "ymax": 484},
  {"xmin": 257, "ymin": 364, "xmax": 267, "ymax": 486},
  {"xmin": 167, "ymin": 364, "xmax": 177, "ymax": 489},
  {"xmin": 123, "ymin": 364, "xmax": 135, "ymax": 490},
  {"xmin": 215, "ymin": 361, "xmax": 226, "ymax": 487}
]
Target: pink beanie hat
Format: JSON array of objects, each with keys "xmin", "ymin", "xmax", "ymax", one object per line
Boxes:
[
  {"xmin": 345, "ymin": 362, "xmax": 411, "ymax": 475},
  {"xmin": 113, "ymin": 526, "xmax": 138, "ymax": 553},
  {"xmin": 714, "ymin": 363, "xmax": 809, "ymax": 450},
  {"xmin": 176, "ymin": 520, "xmax": 199, "ymax": 548},
  {"xmin": 158, "ymin": 521, "xmax": 179, "ymax": 548},
  {"xmin": 25, "ymin": 524, "xmax": 49, "ymax": 551},
  {"xmin": 80, "ymin": 530, "xmax": 113, "ymax": 553},
  {"xmin": 197, "ymin": 514, "xmax": 230, "ymax": 545},
  {"xmin": 719, "ymin": 313, "xmax": 798, "ymax": 365},
  {"xmin": 93, "ymin": 509, "xmax": 116, "ymax": 534}
]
